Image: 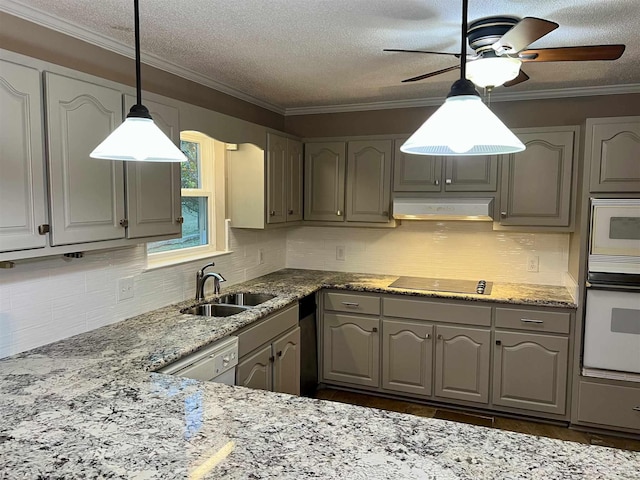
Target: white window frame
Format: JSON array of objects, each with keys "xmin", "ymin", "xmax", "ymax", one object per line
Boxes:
[{"xmin": 146, "ymin": 131, "xmax": 228, "ymax": 269}]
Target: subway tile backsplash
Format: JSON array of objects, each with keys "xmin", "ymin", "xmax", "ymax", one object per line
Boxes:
[{"xmin": 1, "ymin": 221, "xmax": 570, "ymax": 358}]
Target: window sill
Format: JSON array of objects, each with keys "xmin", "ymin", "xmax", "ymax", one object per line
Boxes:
[{"xmin": 145, "ymin": 248, "xmax": 233, "ymax": 271}]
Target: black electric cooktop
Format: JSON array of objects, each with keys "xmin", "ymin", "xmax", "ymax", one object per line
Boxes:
[{"xmin": 388, "ymin": 276, "xmax": 493, "ymax": 295}]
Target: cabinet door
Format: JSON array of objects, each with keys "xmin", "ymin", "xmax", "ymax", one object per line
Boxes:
[
  {"xmin": 286, "ymin": 139, "xmax": 303, "ymax": 222},
  {"xmin": 0, "ymin": 60, "xmax": 47, "ymax": 252},
  {"xmin": 434, "ymin": 325, "xmax": 490, "ymax": 404},
  {"xmin": 124, "ymin": 95, "xmax": 181, "ymax": 238},
  {"xmin": 304, "ymin": 142, "xmax": 346, "ymax": 221},
  {"xmin": 45, "ymin": 72, "xmax": 125, "ymax": 245},
  {"xmin": 393, "ymin": 139, "xmax": 442, "ymax": 192},
  {"xmin": 273, "ymin": 327, "xmax": 301, "ymax": 395},
  {"xmin": 346, "ymin": 140, "xmax": 392, "ymax": 222},
  {"xmin": 493, "ymin": 331, "xmax": 568, "ymax": 415},
  {"xmin": 588, "ymin": 118, "xmax": 640, "ymax": 192},
  {"xmin": 500, "ymin": 129, "xmax": 575, "ymax": 227},
  {"xmin": 444, "ymin": 156, "xmax": 498, "ymax": 192},
  {"xmin": 322, "ymin": 313, "xmax": 379, "ymax": 387},
  {"xmin": 382, "ymin": 319, "xmax": 433, "ymax": 396},
  {"xmin": 237, "ymin": 343, "xmax": 273, "ymax": 391},
  {"xmin": 266, "ymin": 132, "xmax": 287, "ymax": 224}
]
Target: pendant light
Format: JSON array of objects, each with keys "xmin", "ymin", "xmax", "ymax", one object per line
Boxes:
[
  {"xmin": 400, "ymin": 0, "xmax": 525, "ymax": 156},
  {"xmin": 90, "ymin": 0, "xmax": 187, "ymax": 162}
]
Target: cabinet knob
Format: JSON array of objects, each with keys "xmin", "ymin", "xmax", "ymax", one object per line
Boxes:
[
  {"xmin": 434, "ymin": 180, "xmax": 439, "ymax": 186},
  {"xmin": 277, "ymin": 351, "xmax": 282, "ymax": 358},
  {"xmin": 269, "ymin": 356, "xmax": 275, "ymax": 363},
  {"xmin": 445, "ymin": 179, "xmax": 452, "ymax": 184},
  {"xmin": 119, "ymin": 219, "xmax": 129, "ymax": 228},
  {"xmin": 176, "ymin": 216, "xmax": 184, "ymax": 224},
  {"xmin": 437, "ymin": 334, "xmax": 443, "ymax": 340},
  {"xmin": 288, "ymin": 209, "xmax": 294, "ymax": 215},
  {"xmin": 336, "ymin": 210, "xmax": 343, "ymax": 216},
  {"xmin": 37, "ymin": 224, "xmax": 50, "ymax": 235},
  {"xmin": 496, "ymin": 340, "xmax": 502, "ymax": 346},
  {"xmin": 426, "ymin": 333, "xmax": 431, "ymax": 339},
  {"xmin": 500, "ymin": 212, "xmax": 507, "ymax": 218},
  {"xmin": 372, "ymin": 327, "xmax": 378, "ymax": 333},
  {"xmin": 269, "ymin": 211, "xmax": 276, "ymax": 216}
]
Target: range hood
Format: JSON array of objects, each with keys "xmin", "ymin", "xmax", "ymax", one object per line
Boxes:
[{"xmin": 392, "ymin": 197, "xmax": 494, "ymax": 221}]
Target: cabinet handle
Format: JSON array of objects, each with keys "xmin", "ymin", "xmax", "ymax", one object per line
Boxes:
[
  {"xmin": 496, "ymin": 340, "xmax": 502, "ymax": 346},
  {"xmin": 437, "ymin": 334, "xmax": 443, "ymax": 340},
  {"xmin": 336, "ymin": 210, "xmax": 343, "ymax": 216},
  {"xmin": 500, "ymin": 212, "xmax": 507, "ymax": 218},
  {"xmin": 445, "ymin": 179, "xmax": 452, "ymax": 184},
  {"xmin": 632, "ymin": 406, "xmax": 640, "ymax": 412},
  {"xmin": 38, "ymin": 224, "xmax": 50, "ymax": 235},
  {"xmin": 288, "ymin": 209, "xmax": 294, "ymax": 215},
  {"xmin": 269, "ymin": 211, "xmax": 276, "ymax": 216},
  {"xmin": 176, "ymin": 216, "xmax": 184, "ymax": 224},
  {"xmin": 372, "ymin": 327, "xmax": 378, "ymax": 333},
  {"xmin": 277, "ymin": 351, "xmax": 282, "ymax": 358},
  {"xmin": 341, "ymin": 302, "xmax": 360, "ymax": 307},
  {"xmin": 269, "ymin": 356, "xmax": 275, "ymax": 363},
  {"xmin": 426, "ymin": 333, "xmax": 431, "ymax": 339},
  {"xmin": 521, "ymin": 318, "xmax": 544, "ymax": 324},
  {"xmin": 119, "ymin": 219, "xmax": 129, "ymax": 228},
  {"xmin": 434, "ymin": 180, "xmax": 439, "ymax": 186}
]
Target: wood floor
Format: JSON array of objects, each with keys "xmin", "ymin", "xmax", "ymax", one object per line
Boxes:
[{"xmin": 314, "ymin": 388, "xmax": 640, "ymax": 452}]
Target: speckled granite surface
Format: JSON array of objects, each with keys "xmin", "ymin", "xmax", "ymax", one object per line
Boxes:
[{"xmin": 5, "ymin": 268, "xmax": 632, "ymax": 480}]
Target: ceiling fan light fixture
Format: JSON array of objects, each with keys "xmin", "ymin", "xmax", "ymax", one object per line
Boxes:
[
  {"xmin": 466, "ymin": 56, "xmax": 522, "ymax": 88},
  {"xmin": 90, "ymin": 0, "xmax": 186, "ymax": 163}
]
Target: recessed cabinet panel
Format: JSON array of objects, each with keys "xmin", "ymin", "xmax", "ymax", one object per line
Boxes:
[
  {"xmin": 267, "ymin": 132, "xmax": 287, "ymax": 224},
  {"xmin": 500, "ymin": 128, "xmax": 576, "ymax": 228},
  {"xmin": 45, "ymin": 72, "xmax": 125, "ymax": 245},
  {"xmin": 304, "ymin": 142, "xmax": 346, "ymax": 221},
  {"xmin": 124, "ymin": 95, "xmax": 181, "ymax": 238},
  {"xmin": 273, "ymin": 327, "xmax": 301, "ymax": 395},
  {"xmin": 434, "ymin": 325, "xmax": 490, "ymax": 404},
  {"xmin": 493, "ymin": 331, "xmax": 568, "ymax": 415},
  {"xmin": 346, "ymin": 140, "xmax": 392, "ymax": 222},
  {"xmin": 382, "ymin": 319, "xmax": 433, "ymax": 396},
  {"xmin": 444, "ymin": 156, "xmax": 498, "ymax": 192},
  {"xmin": 237, "ymin": 343, "xmax": 273, "ymax": 391},
  {"xmin": 588, "ymin": 118, "xmax": 640, "ymax": 192},
  {"xmin": 286, "ymin": 139, "xmax": 303, "ymax": 222},
  {"xmin": 0, "ymin": 60, "xmax": 47, "ymax": 252},
  {"xmin": 393, "ymin": 139, "xmax": 442, "ymax": 192},
  {"xmin": 322, "ymin": 313, "xmax": 379, "ymax": 387}
]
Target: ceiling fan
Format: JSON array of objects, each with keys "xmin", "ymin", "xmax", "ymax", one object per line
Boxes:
[{"xmin": 385, "ymin": 15, "xmax": 626, "ymax": 89}]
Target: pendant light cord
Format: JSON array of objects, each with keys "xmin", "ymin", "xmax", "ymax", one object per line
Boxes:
[
  {"xmin": 460, "ymin": 0, "xmax": 468, "ymax": 80},
  {"xmin": 134, "ymin": 0, "xmax": 142, "ymax": 106}
]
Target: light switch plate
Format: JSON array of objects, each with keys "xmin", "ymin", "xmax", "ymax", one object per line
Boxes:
[
  {"xmin": 527, "ymin": 256, "xmax": 539, "ymax": 272},
  {"xmin": 336, "ymin": 245, "xmax": 346, "ymax": 261},
  {"xmin": 118, "ymin": 277, "xmax": 134, "ymax": 302}
]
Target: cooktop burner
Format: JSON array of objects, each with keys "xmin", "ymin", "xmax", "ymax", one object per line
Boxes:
[{"xmin": 388, "ymin": 276, "xmax": 493, "ymax": 295}]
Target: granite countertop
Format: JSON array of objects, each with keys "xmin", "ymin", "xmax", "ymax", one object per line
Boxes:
[{"xmin": 4, "ymin": 269, "xmax": 635, "ymax": 480}]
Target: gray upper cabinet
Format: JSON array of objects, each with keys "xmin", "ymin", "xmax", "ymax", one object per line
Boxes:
[
  {"xmin": 393, "ymin": 137, "xmax": 498, "ymax": 193},
  {"xmin": 45, "ymin": 72, "xmax": 125, "ymax": 246},
  {"xmin": 123, "ymin": 94, "xmax": 181, "ymax": 239},
  {"xmin": 586, "ymin": 116, "xmax": 640, "ymax": 193},
  {"xmin": 346, "ymin": 140, "xmax": 392, "ymax": 222},
  {"xmin": 267, "ymin": 132, "xmax": 287, "ymax": 224},
  {"xmin": 304, "ymin": 142, "xmax": 346, "ymax": 222},
  {"xmin": 499, "ymin": 127, "xmax": 577, "ymax": 228},
  {"xmin": 286, "ymin": 139, "xmax": 303, "ymax": 222},
  {"xmin": 0, "ymin": 60, "xmax": 47, "ymax": 253}
]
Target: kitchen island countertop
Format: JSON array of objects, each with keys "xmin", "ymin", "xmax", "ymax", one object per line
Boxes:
[{"xmin": 4, "ymin": 269, "xmax": 636, "ymax": 480}]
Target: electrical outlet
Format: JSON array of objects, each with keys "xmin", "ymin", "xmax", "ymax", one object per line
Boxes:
[
  {"xmin": 336, "ymin": 245, "xmax": 346, "ymax": 261},
  {"xmin": 527, "ymin": 256, "xmax": 539, "ymax": 273},
  {"xmin": 258, "ymin": 248, "xmax": 264, "ymax": 265},
  {"xmin": 118, "ymin": 277, "xmax": 134, "ymax": 302}
]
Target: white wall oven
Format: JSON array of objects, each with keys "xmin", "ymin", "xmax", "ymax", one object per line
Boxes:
[{"xmin": 583, "ymin": 198, "xmax": 640, "ymax": 379}]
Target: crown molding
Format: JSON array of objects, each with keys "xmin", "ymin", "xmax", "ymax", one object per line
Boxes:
[
  {"xmin": 284, "ymin": 83, "xmax": 640, "ymax": 116},
  {"xmin": 0, "ymin": 0, "xmax": 286, "ymax": 115}
]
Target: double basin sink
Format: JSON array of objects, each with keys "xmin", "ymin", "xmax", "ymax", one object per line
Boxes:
[{"xmin": 181, "ymin": 292, "xmax": 276, "ymax": 317}]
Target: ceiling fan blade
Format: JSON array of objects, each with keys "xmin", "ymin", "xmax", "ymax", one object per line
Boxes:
[
  {"xmin": 519, "ymin": 44, "xmax": 626, "ymax": 62},
  {"xmin": 492, "ymin": 17, "xmax": 559, "ymax": 54},
  {"xmin": 503, "ymin": 70, "xmax": 530, "ymax": 87},
  {"xmin": 401, "ymin": 65, "xmax": 460, "ymax": 83},
  {"xmin": 384, "ymin": 48, "xmax": 461, "ymax": 58}
]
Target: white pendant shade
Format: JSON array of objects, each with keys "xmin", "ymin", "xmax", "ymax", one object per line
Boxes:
[
  {"xmin": 466, "ymin": 57, "xmax": 522, "ymax": 88},
  {"xmin": 90, "ymin": 117, "xmax": 187, "ymax": 162},
  {"xmin": 400, "ymin": 95, "xmax": 525, "ymax": 156}
]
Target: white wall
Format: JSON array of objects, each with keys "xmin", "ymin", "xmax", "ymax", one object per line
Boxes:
[
  {"xmin": 286, "ymin": 222, "xmax": 570, "ymax": 286},
  {"xmin": 0, "ymin": 227, "xmax": 286, "ymax": 358}
]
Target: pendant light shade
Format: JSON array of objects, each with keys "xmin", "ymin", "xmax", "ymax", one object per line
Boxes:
[
  {"xmin": 90, "ymin": 0, "xmax": 186, "ymax": 163},
  {"xmin": 401, "ymin": 0, "xmax": 525, "ymax": 157}
]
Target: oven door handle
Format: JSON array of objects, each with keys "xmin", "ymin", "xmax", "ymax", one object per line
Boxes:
[{"xmin": 586, "ymin": 282, "xmax": 640, "ymax": 293}]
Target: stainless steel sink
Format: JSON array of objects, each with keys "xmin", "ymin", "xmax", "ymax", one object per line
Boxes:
[
  {"xmin": 214, "ymin": 292, "xmax": 276, "ymax": 306},
  {"xmin": 181, "ymin": 303, "xmax": 249, "ymax": 317}
]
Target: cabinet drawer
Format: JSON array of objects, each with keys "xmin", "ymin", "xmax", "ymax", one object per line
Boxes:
[
  {"xmin": 495, "ymin": 308, "xmax": 570, "ymax": 334},
  {"xmin": 383, "ymin": 297, "xmax": 491, "ymax": 326},
  {"xmin": 577, "ymin": 381, "xmax": 640, "ymax": 431},
  {"xmin": 324, "ymin": 292, "xmax": 380, "ymax": 315},
  {"xmin": 238, "ymin": 304, "xmax": 298, "ymax": 358}
]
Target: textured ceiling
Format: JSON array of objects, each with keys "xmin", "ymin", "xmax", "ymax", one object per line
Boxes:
[{"xmin": 2, "ymin": 0, "xmax": 639, "ymax": 113}]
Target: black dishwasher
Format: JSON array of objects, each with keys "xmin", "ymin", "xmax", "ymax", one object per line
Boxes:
[{"xmin": 298, "ymin": 293, "xmax": 318, "ymax": 397}]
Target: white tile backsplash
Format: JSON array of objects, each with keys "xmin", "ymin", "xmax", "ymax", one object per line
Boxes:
[{"xmin": 1, "ymin": 220, "xmax": 571, "ymax": 358}]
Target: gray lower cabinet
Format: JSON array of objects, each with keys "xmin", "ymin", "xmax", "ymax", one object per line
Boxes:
[
  {"xmin": 493, "ymin": 331, "xmax": 568, "ymax": 415},
  {"xmin": 586, "ymin": 116, "xmax": 640, "ymax": 193},
  {"xmin": 576, "ymin": 380, "xmax": 640, "ymax": 433},
  {"xmin": 434, "ymin": 325, "xmax": 491, "ymax": 404},
  {"xmin": 382, "ymin": 319, "xmax": 433, "ymax": 396},
  {"xmin": 236, "ymin": 305, "xmax": 300, "ymax": 395},
  {"xmin": 322, "ymin": 313, "xmax": 380, "ymax": 387},
  {"xmin": 499, "ymin": 127, "xmax": 577, "ymax": 228}
]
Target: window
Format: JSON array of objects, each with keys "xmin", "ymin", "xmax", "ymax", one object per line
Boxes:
[{"xmin": 147, "ymin": 131, "xmax": 227, "ymax": 266}]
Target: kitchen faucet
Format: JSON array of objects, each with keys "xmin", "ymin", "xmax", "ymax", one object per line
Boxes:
[{"xmin": 195, "ymin": 262, "xmax": 226, "ymax": 301}]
